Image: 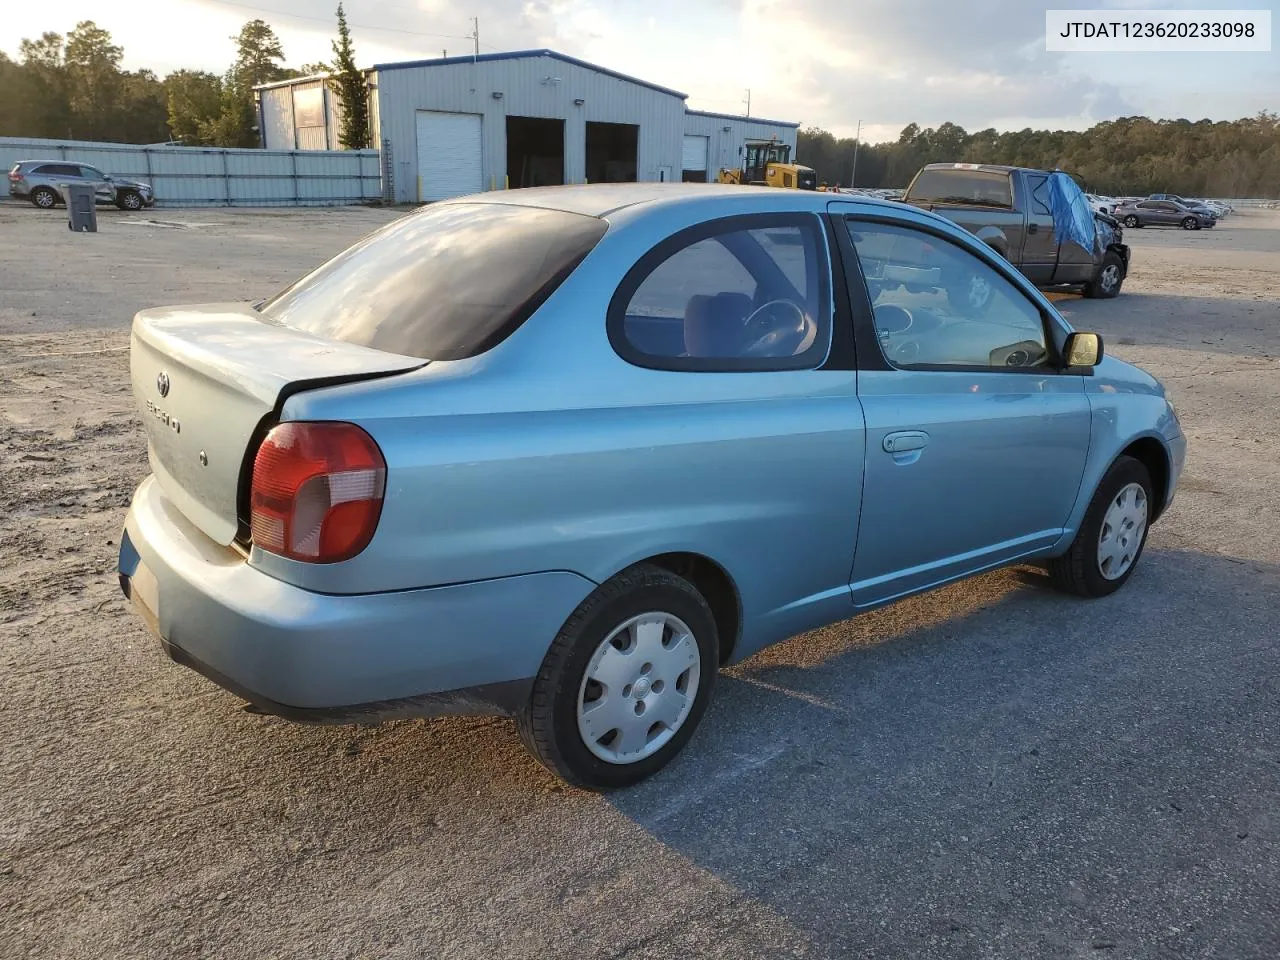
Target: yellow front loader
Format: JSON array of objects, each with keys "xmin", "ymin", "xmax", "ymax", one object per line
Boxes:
[{"xmin": 716, "ymin": 140, "xmax": 817, "ymax": 190}]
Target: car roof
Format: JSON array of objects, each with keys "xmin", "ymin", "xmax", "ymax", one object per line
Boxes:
[
  {"xmin": 441, "ymin": 182, "xmax": 890, "ymax": 218},
  {"xmin": 919, "ymin": 162, "xmax": 1047, "ymax": 176}
]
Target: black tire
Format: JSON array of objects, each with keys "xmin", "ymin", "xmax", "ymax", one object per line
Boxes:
[
  {"xmin": 1083, "ymin": 250, "xmax": 1126, "ymax": 299},
  {"xmin": 1181, "ymin": 217, "xmax": 1198, "ymax": 230},
  {"xmin": 517, "ymin": 563, "xmax": 718, "ymax": 790},
  {"xmin": 1048, "ymin": 455, "xmax": 1153, "ymax": 598},
  {"xmin": 116, "ymin": 190, "xmax": 143, "ymax": 210},
  {"xmin": 30, "ymin": 187, "xmax": 58, "ymax": 209},
  {"xmin": 1123, "ymin": 215, "xmax": 1140, "ymax": 228}
]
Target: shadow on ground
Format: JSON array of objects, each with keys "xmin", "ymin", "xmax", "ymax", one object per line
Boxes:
[{"xmin": 610, "ymin": 549, "xmax": 1280, "ymax": 958}]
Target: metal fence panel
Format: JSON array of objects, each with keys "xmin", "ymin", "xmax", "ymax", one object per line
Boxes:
[{"xmin": 0, "ymin": 136, "xmax": 382, "ymax": 208}]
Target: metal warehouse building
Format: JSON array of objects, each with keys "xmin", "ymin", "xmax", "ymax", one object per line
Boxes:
[{"xmin": 255, "ymin": 50, "xmax": 799, "ymax": 204}]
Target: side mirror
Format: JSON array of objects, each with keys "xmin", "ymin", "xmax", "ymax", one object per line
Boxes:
[{"xmin": 1064, "ymin": 331, "xmax": 1103, "ymax": 367}]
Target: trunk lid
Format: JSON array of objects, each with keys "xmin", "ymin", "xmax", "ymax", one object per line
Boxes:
[{"xmin": 130, "ymin": 302, "xmax": 424, "ymax": 546}]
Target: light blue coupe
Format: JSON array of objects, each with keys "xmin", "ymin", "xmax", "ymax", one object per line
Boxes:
[{"xmin": 118, "ymin": 183, "xmax": 1186, "ymax": 789}]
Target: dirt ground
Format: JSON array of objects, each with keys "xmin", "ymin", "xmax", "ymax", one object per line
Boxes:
[{"xmin": 2, "ymin": 202, "xmax": 1279, "ymax": 960}]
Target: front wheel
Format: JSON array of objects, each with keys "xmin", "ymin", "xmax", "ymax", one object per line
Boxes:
[
  {"xmin": 116, "ymin": 190, "xmax": 143, "ymax": 210},
  {"xmin": 1181, "ymin": 217, "xmax": 1199, "ymax": 230},
  {"xmin": 1048, "ymin": 456, "xmax": 1153, "ymax": 598},
  {"xmin": 517, "ymin": 564, "xmax": 718, "ymax": 790},
  {"xmin": 1123, "ymin": 215, "xmax": 1140, "ymax": 228},
  {"xmin": 1083, "ymin": 250, "xmax": 1126, "ymax": 299}
]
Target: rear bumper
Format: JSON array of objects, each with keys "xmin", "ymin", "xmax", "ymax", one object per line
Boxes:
[{"xmin": 119, "ymin": 476, "xmax": 595, "ymax": 722}]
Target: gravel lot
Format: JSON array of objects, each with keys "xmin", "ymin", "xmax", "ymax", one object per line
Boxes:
[{"xmin": 2, "ymin": 202, "xmax": 1279, "ymax": 960}]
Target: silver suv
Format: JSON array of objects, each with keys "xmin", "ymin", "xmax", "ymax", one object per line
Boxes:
[{"xmin": 8, "ymin": 160, "xmax": 156, "ymax": 211}]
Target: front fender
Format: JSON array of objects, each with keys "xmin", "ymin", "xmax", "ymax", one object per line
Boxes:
[{"xmin": 1058, "ymin": 361, "xmax": 1184, "ymax": 544}]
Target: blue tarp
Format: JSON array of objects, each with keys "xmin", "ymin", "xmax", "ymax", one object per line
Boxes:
[{"xmin": 1048, "ymin": 171, "xmax": 1099, "ymax": 254}]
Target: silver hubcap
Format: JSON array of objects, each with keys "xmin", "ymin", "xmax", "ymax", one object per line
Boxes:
[
  {"xmin": 577, "ymin": 611, "xmax": 701, "ymax": 765},
  {"xmin": 124, "ymin": 194, "xmax": 140, "ymax": 208},
  {"xmin": 968, "ymin": 275, "xmax": 991, "ymax": 309},
  {"xmin": 36, "ymin": 192, "xmax": 53, "ymax": 207},
  {"xmin": 1097, "ymin": 482, "xmax": 1148, "ymax": 580},
  {"xmin": 1100, "ymin": 264, "xmax": 1120, "ymax": 291}
]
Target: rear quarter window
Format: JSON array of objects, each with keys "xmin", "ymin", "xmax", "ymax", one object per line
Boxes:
[{"xmin": 259, "ymin": 202, "xmax": 607, "ymax": 361}]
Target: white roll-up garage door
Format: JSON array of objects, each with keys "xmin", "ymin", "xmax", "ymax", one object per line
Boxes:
[
  {"xmin": 681, "ymin": 135, "xmax": 709, "ymax": 172},
  {"xmin": 416, "ymin": 111, "xmax": 483, "ymax": 201}
]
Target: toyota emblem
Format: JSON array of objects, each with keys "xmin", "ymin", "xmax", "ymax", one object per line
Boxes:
[{"xmin": 156, "ymin": 372, "xmax": 170, "ymax": 397}]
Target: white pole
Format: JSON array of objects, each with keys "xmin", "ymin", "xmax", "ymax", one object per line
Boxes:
[{"xmin": 851, "ymin": 119, "xmax": 862, "ymax": 188}]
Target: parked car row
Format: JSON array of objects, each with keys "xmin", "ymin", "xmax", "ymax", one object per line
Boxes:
[
  {"xmin": 1104, "ymin": 193, "xmax": 1234, "ymax": 230},
  {"xmin": 1112, "ymin": 196, "xmax": 1215, "ymax": 230},
  {"xmin": 8, "ymin": 159, "xmax": 156, "ymax": 210}
]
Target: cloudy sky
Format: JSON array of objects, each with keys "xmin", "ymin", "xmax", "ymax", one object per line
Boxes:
[{"xmin": 2, "ymin": 0, "xmax": 1275, "ymax": 142}]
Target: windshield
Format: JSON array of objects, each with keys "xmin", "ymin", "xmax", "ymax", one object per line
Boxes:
[
  {"xmin": 259, "ymin": 202, "xmax": 607, "ymax": 361},
  {"xmin": 906, "ymin": 169, "xmax": 1013, "ymax": 209}
]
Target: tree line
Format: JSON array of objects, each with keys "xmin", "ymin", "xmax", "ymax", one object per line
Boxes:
[
  {"xmin": 799, "ymin": 115, "xmax": 1280, "ymax": 198},
  {"xmin": 0, "ymin": 7, "xmax": 369, "ymax": 149}
]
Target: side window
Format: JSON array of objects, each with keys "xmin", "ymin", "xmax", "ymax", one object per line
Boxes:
[
  {"xmin": 845, "ymin": 220, "xmax": 1051, "ymax": 370},
  {"xmin": 79, "ymin": 166, "xmax": 105, "ymax": 179},
  {"xmin": 1026, "ymin": 174, "xmax": 1052, "ymax": 216},
  {"xmin": 611, "ymin": 216, "xmax": 830, "ymax": 371}
]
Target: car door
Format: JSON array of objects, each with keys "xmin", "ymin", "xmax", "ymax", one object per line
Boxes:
[
  {"xmin": 1152, "ymin": 201, "xmax": 1180, "ymax": 225},
  {"xmin": 608, "ymin": 211, "xmax": 866, "ymax": 651},
  {"xmin": 77, "ymin": 165, "xmax": 115, "ymax": 203},
  {"xmin": 1015, "ymin": 172, "xmax": 1058, "ymax": 284},
  {"xmin": 830, "ymin": 209, "xmax": 1091, "ymax": 607}
]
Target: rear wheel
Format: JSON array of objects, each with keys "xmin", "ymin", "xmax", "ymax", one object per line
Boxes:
[
  {"xmin": 1123, "ymin": 215, "xmax": 1139, "ymax": 228},
  {"xmin": 1048, "ymin": 456, "xmax": 1153, "ymax": 598},
  {"xmin": 1083, "ymin": 250, "xmax": 1125, "ymax": 299},
  {"xmin": 518, "ymin": 564, "xmax": 718, "ymax": 790},
  {"xmin": 30, "ymin": 187, "xmax": 58, "ymax": 209}
]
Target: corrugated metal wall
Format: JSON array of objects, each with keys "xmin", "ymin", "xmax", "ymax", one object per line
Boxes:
[
  {"xmin": 0, "ymin": 137, "xmax": 381, "ymax": 207},
  {"xmin": 682, "ymin": 112, "xmax": 801, "ymax": 180},
  {"xmin": 261, "ymin": 86, "xmax": 295, "ymax": 149},
  {"xmin": 374, "ymin": 55, "xmax": 688, "ymax": 203},
  {"xmin": 260, "ymin": 77, "xmax": 355, "ymax": 150}
]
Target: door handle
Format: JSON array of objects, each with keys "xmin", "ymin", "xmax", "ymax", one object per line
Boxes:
[
  {"xmin": 1027, "ymin": 223, "xmax": 1039, "ymax": 235},
  {"xmin": 883, "ymin": 430, "xmax": 929, "ymax": 453}
]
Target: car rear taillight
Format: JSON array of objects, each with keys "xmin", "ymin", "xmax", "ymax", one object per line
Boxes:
[
  {"xmin": 249, "ymin": 421, "xmax": 386, "ymax": 563},
  {"xmin": 7, "ymin": 170, "xmax": 21, "ymax": 182}
]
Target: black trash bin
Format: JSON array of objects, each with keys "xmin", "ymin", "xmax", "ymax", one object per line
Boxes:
[{"xmin": 62, "ymin": 182, "xmax": 98, "ymax": 233}]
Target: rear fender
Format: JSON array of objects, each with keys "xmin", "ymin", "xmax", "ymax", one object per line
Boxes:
[{"xmin": 972, "ymin": 225, "xmax": 1010, "ymax": 258}]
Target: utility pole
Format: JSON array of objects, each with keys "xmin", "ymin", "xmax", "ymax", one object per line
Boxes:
[
  {"xmin": 472, "ymin": 17, "xmax": 479, "ymax": 60},
  {"xmin": 850, "ymin": 119, "xmax": 863, "ymax": 188},
  {"xmin": 744, "ymin": 88, "xmax": 751, "ymax": 117}
]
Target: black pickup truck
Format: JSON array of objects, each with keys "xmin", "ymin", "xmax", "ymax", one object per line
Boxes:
[{"xmin": 902, "ymin": 163, "xmax": 1130, "ymax": 299}]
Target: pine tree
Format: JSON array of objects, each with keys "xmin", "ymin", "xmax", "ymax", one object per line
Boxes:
[{"xmin": 329, "ymin": 4, "xmax": 370, "ymax": 150}]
